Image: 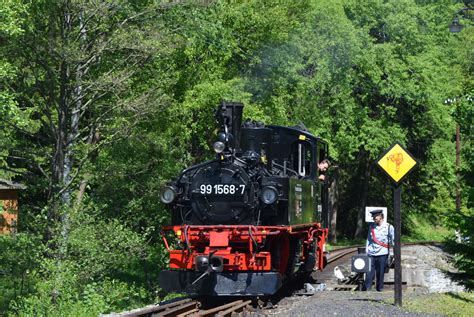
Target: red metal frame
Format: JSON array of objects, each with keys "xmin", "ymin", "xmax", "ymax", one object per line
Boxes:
[{"xmin": 161, "ymin": 223, "xmax": 328, "ymax": 273}]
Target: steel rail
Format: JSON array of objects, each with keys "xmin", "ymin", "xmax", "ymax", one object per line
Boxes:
[
  {"xmin": 326, "ymin": 247, "xmax": 358, "ymax": 264},
  {"xmin": 326, "ymin": 242, "xmax": 443, "ymax": 262},
  {"xmin": 215, "ymin": 300, "xmax": 252, "ymax": 316},
  {"xmin": 190, "ymin": 300, "xmax": 250, "ymax": 316},
  {"xmin": 153, "ymin": 301, "xmax": 199, "ymax": 317},
  {"xmin": 326, "ymin": 241, "xmax": 442, "ymax": 265},
  {"xmin": 104, "ymin": 298, "xmax": 198, "ymax": 317}
]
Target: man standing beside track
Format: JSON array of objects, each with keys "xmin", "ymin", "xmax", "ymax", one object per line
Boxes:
[{"xmin": 364, "ymin": 209, "xmax": 394, "ymax": 292}]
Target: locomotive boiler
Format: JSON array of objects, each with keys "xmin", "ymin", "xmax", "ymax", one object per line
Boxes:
[{"xmin": 159, "ymin": 101, "xmax": 329, "ymax": 296}]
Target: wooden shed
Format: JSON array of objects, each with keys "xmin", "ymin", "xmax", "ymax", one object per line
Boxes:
[{"xmin": 0, "ymin": 179, "xmax": 25, "ymax": 234}]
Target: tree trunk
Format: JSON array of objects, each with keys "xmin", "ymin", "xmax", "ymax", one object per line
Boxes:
[
  {"xmin": 328, "ymin": 167, "xmax": 339, "ymax": 243},
  {"xmin": 59, "ymin": 4, "xmax": 74, "ymax": 253},
  {"xmin": 354, "ymin": 157, "xmax": 372, "ymax": 238},
  {"xmin": 46, "ymin": 57, "xmax": 70, "ymax": 243},
  {"xmin": 46, "ymin": 2, "xmax": 77, "ymax": 247},
  {"xmin": 74, "ymin": 131, "xmax": 100, "ymax": 209}
]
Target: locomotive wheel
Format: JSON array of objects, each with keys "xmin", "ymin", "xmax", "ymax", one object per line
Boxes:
[
  {"xmin": 303, "ymin": 238, "xmax": 317, "ymax": 273},
  {"xmin": 268, "ymin": 234, "xmax": 290, "ymax": 276},
  {"xmin": 269, "ymin": 235, "xmax": 304, "ymax": 279},
  {"xmin": 285, "ymin": 236, "xmax": 301, "ymax": 277}
]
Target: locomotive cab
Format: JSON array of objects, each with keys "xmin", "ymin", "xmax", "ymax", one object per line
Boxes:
[{"xmin": 259, "ymin": 125, "xmax": 329, "ymax": 226}]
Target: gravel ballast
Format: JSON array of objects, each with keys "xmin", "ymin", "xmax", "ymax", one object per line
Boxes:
[
  {"xmin": 264, "ymin": 244, "xmax": 466, "ymax": 316},
  {"xmin": 265, "ymin": 291, "xmax": 442, "ymax": 316}
]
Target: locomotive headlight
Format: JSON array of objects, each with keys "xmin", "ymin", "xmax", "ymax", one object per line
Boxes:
[
  {"xmin": 161, "ymin": 186, "xmax": 177, "ymax": 204},
  {"xmin": 260, "ymin": 186, "xmax": 278, "ymax": 204},
  {"xmin": 213, "ymin": 141, "xmax": 226, "ymax": 154}
]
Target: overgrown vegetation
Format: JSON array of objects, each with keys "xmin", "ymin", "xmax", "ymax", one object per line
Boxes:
[{"xmin": 0, "ymin": 0, "xmax": 472, "ymax": 315}]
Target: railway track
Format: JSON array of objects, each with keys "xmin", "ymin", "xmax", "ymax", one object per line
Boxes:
[
  {"xmin": 326, "ymin": 246, "xmax": 359, "ymax": 264},
  {"xmin": 325, "ymin": 240, "xmax": 442, "ymax": 265},
  {"xmin": 103, "ymin": 298, "xmax": 254, "ymax": 317}
]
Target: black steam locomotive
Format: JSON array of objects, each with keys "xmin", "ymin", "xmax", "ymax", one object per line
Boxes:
[{"xmin": 159, "ymin": 101, "xmax": 329, "ymax": 296}]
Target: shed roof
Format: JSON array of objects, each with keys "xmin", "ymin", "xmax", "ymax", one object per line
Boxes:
[{"xmin": 0, "ymin": 179, "xmax": 26, "ymax": 190}]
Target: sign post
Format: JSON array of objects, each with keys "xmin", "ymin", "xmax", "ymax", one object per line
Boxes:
[
  {"xmin": 376, "ymin": 142, "xmax": 418, "ymax": 307},
  {"xmin": 393, "ymin": 185, "xmax": 402, "ymax": 305}
]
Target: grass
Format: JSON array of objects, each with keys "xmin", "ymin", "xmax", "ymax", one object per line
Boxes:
[
  {"xmin": 403, "ymin": 292, "xmax": 474, "ymax": 316},
  {"xmin": 404, "ymin": 213, "xmax": 452, "ymax": 242}
]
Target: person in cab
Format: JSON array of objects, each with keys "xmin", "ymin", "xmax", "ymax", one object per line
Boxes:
[{"xmin": 317, "ymin": 159, "xmax": 330, "ymax": 181}]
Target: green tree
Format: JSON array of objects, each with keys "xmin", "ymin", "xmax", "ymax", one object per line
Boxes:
[
  {"xmin": 3, "ymin": 0, "xmax": 172, "ymax": 243},
  {"xmin": 0, "ymin": 0, "xmax": 28, "ymax": 179}
]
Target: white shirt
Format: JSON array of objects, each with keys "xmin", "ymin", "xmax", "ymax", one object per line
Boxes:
[{"xmin": 366, "ymin": 221, "xmax": 394, "ymax": 256}]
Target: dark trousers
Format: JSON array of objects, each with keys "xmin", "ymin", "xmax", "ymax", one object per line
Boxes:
[{"xmin": 364, "ymin": 254, "xmax": 388, "ymax": 291}]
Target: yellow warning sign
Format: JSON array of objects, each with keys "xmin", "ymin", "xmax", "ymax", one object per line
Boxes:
[{"xmin": 377, "ymin": 142, "xmax": 417, "ymax": 184}]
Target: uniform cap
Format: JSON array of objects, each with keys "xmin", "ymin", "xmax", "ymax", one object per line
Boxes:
[{"xmin": 370, "ymin": 209, "xmax": 383, "ymax": 216}]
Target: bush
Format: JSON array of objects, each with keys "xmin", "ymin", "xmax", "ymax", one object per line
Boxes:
[
  {"xmin": 444, "ymin": 208, "xmax": 474, "ymax": 290},
  {"xmin": 0, "ymin": 233, "xmax": 43, "ymax": 314},
  {"xmin": 5, "ymin": 210, "xmax": 157, "ymax": 315},
  {"xmin": 11, "ymin": 275, "xmax": 148, "ymax": 316}
]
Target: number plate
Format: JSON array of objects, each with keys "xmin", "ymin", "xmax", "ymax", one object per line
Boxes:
[{"xmin": 199, "ymin": 184, "xmax": 245, "ymax": 195}]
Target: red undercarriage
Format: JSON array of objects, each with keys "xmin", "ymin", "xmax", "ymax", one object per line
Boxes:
[{"xmin": 162, "ymin": 224, "xmax": 328, "ymax": 275}]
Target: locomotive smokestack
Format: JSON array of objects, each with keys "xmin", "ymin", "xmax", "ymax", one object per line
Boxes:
[{"xmin": 216, "ymin": 101, "xmax": 244, "ymax": 153}]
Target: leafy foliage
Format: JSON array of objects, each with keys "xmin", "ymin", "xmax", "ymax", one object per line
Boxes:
[
  {"xmin": 3, "ymin": 211, "xmax": 152, "ymax": 315},
  {"xmin": 0, "ymin": 0, "xmax": 472, "ymax": 314}
]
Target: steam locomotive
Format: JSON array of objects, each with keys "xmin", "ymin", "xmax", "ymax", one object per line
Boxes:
[{"xmin": 159, "ymin": 101, "xmax": 329, "ymax": 296}]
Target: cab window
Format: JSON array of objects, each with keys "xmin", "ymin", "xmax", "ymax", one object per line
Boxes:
[{"xmin": 293, "ymin": 141, "xmax": 313, "ymax": 178}]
